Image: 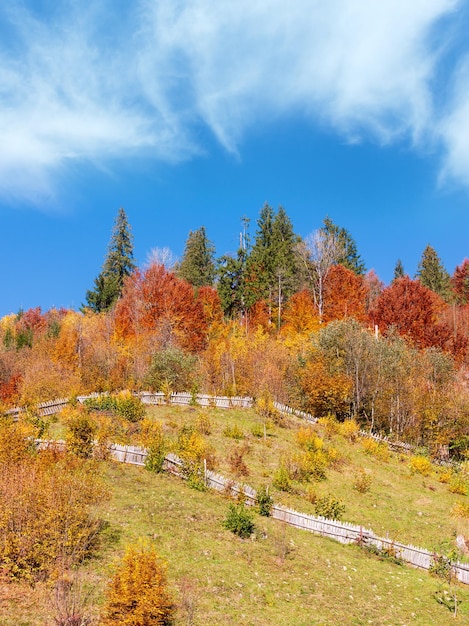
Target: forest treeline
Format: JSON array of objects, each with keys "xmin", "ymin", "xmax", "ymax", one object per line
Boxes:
[{"xmin": 1, "ymin": 205, "xmax": 469, "ymax": 458}]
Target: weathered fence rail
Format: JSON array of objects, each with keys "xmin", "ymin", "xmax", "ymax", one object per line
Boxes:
[
  {"xmin": 76, "ymin": 440, "xmax": 469, "ymax": 585},
  {"xmin": 15, "ymin": 392, "xmax": 469, "ymax": 584},
  {"xmin": 4, "ymin": 392, "xmax": 416, "ymax": 454}
]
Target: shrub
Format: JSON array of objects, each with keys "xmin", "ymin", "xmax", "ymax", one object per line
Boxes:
[
  {"xmin": 140, "ymin": 420, "xmax": 166, "ymax": 474},
  {"xmin": 100, "ymin": 542, "xmax": 175, "ymax": 625},
  {"xmin": 255, "ymin": 392, "xmax": 284, "ymax": 426},
  {"xmin": 228, "ymin": 446, "xmax": 249, "ymax": 477},
  {"xmin": 84, "ymin": 392, "xmax": 145, "ymax": 423},
  {"xmin": 251, "ymin": 423, "xmax": 264, "ymax": 438},
  {"xmin": 223, "ymin": 423, "xmax": 244, "ymax": 440},
  {"xmin": 145, "ymin": 346, "xmax": 198, "ymax": 394},
  {"xmin": 314, "ymin": 494, "xmax": 345, "ymax": 520},
  {"xmin": 449, "ymin": 475, "xmax": 468, "ymax": 495},
  {"xmin": 0, "ymin": 445, "xmax": 108, "ymax": 582},
  {"xmin": 438, "ymin": 468, "xmax": 453, "ymax": 484},
  {"xmin": 296, "ymin": 427, "xmax": 323, "ymax": 452},
  {"xmin": 290, "ymin": 450, "xmax": 328, "ymax": 482},
  {"xmin": 176, "ymin": 425, "xmax": 214, "ymax": 490},
  {"xmin": 114, "ymin": 391, "xmax": 146, "ymax": 423},
  {"xmin": 272, "ymin": 463, "xmax": 292, "ymax": 493},
  {"xmin": 317, "ymin": 415, "xmax": 339, "ymax": 436},
  {"xmin": 361, "ymin": 438, "xmax": 390, "ymax": 462},
  {"xmin": 353, "ymin": 468, "xmax": 372, "ymax": 494},
  {"xmin": 452, "ymin": 501, "xmax": 469, "ymax": 518},
  {"xmin": 256, "ymin": 485, "xmax": 273, "ymax": 517},
  {"xmin": 194, "ymin": 411, "xmax": 212, "ymax": 435},
  {"xmin": 223, "ymin": 503, "xmax": 255, "ymax": 538},
  {"xmin": 409, "ymin": 455, "xmax": 433, "ymax": 476},
  {"xmin": 65, "ymin": 409, "xmax": 97, "ymax": 459},
  {"xmin": 339, "ymin": 419, "xmax": 359, "ymax": 442}
]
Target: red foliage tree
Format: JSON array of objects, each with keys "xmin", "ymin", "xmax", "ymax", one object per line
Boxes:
[
  {"xmin": 115, "ymin": 264, "xmax": 207, "ymax": 352},
  {"xmin": 451, "ymin": 259, "xmax": 469, "ymax": 305},
  {"xmin": 323, "ymin": 265, "xmax": 367, "ymax": 323},
  {"xmin": 247, "ymin": 300, "xmax": 271, "ymax": 332},
  {"xmin": 372, "ymin": 277, "xmax": 449, "ymax": 349}
]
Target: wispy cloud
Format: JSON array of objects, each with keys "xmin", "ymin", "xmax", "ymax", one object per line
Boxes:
[{"xmin": 0, "ymin": 0, "xmax": 467, "ymax": 203}]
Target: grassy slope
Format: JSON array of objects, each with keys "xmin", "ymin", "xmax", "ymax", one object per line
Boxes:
[
  {"xmin": 3, "ymin": 404, "xmax": 469, "ymax": 625},
  {"xmin": 145, "ymin": 404, "xmax": 468, "ymax": 552}
]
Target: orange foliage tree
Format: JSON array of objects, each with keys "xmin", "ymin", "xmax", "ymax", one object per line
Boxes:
[
  {"xmin": 451, "ymin": 258, "xmax": 469, "ymax": 305},
  {"xmin": 323, "ymin": 264, "xmax": 367, "ymax": 323},
  {"xmin": 281, "ymin": 290, "xmax": 319, "ymax": 336}
]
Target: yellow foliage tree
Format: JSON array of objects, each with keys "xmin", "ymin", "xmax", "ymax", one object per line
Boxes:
[{"xmin": 100, "ymin": 542, "xmax": 175, "ymax": 626}]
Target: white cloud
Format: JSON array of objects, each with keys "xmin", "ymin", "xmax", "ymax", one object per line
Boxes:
[
  {"xmin": 438, "ymin": 54, "xmax": 469, "ymax": 187},
  {"xmin": 0, "ymin": 0, "xmax": 466, "ymax": 203}
]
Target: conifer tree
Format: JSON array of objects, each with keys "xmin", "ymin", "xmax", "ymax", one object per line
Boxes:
[
  {"xmin": 85, "ymin": 207, "xmax": 135, "ymax": 312},
  {"xmin": 393, "ymin": 259, "xmax": 405, "ymax": 281},
  {"xmin": 217, "ymin": 248, "xmax": 248, "ymax": 318},
  {"xmin": 322, "ymin": 217, "xmax": 366, "ymax": 276},
  {"xmin": 244, "ymin": 204, "xmax": 300, "ymax": 320},
  {"xmin": 415, "ymin": 244, "xmax": 451, "ymax": 301},
  {"xmin": 176, "ymin": 226, "xmax": 216, "ymax": 288}
]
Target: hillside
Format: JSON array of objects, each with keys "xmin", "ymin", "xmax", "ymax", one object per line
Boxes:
[{"xmin": 3, "ymin": 401, "xmax": 469, "ymax": 624}]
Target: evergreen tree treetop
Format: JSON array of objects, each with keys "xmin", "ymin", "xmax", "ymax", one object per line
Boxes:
[
  {"xmin": 393, "ymin": 259, "xmax": 405, "ymax": 281},
  {"xmin": 415, "ymin": 244, "xmax": 451, "ymax": 301},
  {"xmin": 321, "ymin": 217, "xmax": 366, "ymax": 276},
  {"xmin": 84, "ymin": 207, "xmax": 135, "ymax": 313},
  {"xmin": 176, "ymin": 226, "xmax": 216, "ymax": 288}
]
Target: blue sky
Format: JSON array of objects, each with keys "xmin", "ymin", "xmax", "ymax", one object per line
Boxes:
[{"xmin": 2, "ymin": 0, "xmax": 469, "ymax": 316}]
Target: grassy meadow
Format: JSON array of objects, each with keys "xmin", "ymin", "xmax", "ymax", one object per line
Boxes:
[{"xmin": 2, "ymin": 402, "xmax": 469, "ymax": 625}]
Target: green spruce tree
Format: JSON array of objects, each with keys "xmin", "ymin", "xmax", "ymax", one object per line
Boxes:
[
  {"xmin": 415, "ymin": 244, "xmax": 451, "ymax": 301},
  {"xmin": 393, "ymin": 259, "xmax": 405, "ymax": 281},
  {"xmin": 322, "ymin": 217, "xmax": 366, "ymax": 276},
  {"xmin": 85, "ymin": 207, "xmax": 135, "ymax": 312},
  {"xmin": 244, "ymin": 204, "xmax": 300, "ymax": 321},
  {"xmin": 176, "ymin": 226, "xmax": 216, "ymax": 288}
]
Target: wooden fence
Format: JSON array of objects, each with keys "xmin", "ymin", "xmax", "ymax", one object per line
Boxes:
[
  {"xmin": 74, "ymin": 439, "xmax": 469, "ymax": 586},
  {"xmin": 13, "ymin": 392, "xmax": 469, "ymax": 585}
]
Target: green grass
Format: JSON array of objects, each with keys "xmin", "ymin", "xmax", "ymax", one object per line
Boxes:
[
  {"xmin": 140, "ymin": 404, "xmax": 468, "ymax": 553},
  {"xmin": 6, "ymin": 403, "xmax": 468, "ymax": 625},
  {"xmin": 3, "ymin": 458, "xmax": 469, "ymax": 625}
]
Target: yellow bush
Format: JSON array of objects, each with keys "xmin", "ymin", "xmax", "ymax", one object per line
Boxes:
[
  {"xmin": 437, "ymin": 468, "xmax": 453, "ymax": 484},
  {"xmin": 100, "ymin": 542, "xmax": 175, "ymax": 626},
  {"xmin": 338, "ymin": 419, "xmax": 359, "ymax": 442},
  {"xmin": 296, "ymin": 427, "xmax": 323, "ymax": 452},
  {"xmin": 449, "ymin": 476, "xmax": 468, "ymax": 495},
  {"xmin": 452, "ymin": 501, "xmax": 469, "ymax": 518},
  {"xmin": 361, "ymin": 438, "xmax": 390, "ymax": 462},
  {"xmin": 409, "ymin": 455, "xmax": 433, "ymax": 476},
  {"xmin": 0, "ymin": 433, "xmax": 108, "ymax": 582},
  {"xmin": 317, "ymin": 415, "xmax": 339, "ymax": 436}
]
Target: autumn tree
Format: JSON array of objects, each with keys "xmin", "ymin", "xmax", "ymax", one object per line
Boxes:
[
  {"xmin": 416, "ymin": 244, "xmax": 451, "ymax": 301},
  {"xmin": 244, "ymin": 204, "xmax": 299, "ymax": 325},
  {"xmin": 363, "ymin": 270, "xmax": 384, "ymax": 315},
  {"xmin": 114, "ymin": 263, "xmax": 207, "ymax": 353},
  {"xmin": 217, "ymin": 248, "xmax": 248, "ymax": 319},
  {"xmin": 451, "ymin": 259, "xmax": 469, "ymax": 305},
  {"xmin": 100, "ymin": 542, "xmax": 175, "ymax": 625},
  {"xmin": 322, "ymin": 264, "xmax": 367, "ymax": 323},
  {"xmin": 281, "ymin": 290, "xmax": 319, "ymax": 334},
  {"xmin": 176, "ymin": 226, "xmax": 216, "ymax": 288},
  {"xmin": 85, "ymin": 208, "xmax": 135, "ymax": 312},
  {"xmin": 372, "ymin": 276, "xmax": 448, "ymax": 349}
]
